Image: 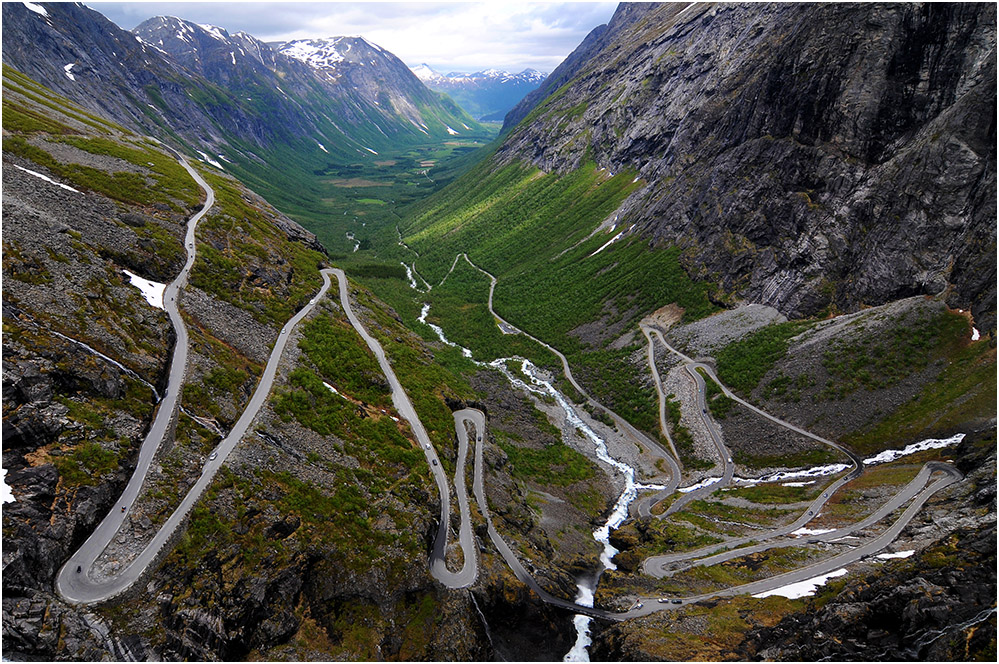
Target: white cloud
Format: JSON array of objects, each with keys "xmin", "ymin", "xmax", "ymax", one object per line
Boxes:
[{"xmin": 86, "ymin": 1, "xmax": 617, "ymax": 72}]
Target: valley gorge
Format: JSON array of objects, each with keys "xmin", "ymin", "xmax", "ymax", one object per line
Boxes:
[{"xmin": 2, "ymin": 2, "xmax": 995, "ymax": 661}]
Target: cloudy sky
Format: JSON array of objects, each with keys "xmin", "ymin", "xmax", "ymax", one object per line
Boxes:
[{"xmin": 86, "ymin": 1, "xmax": 618, "ymax": 73}]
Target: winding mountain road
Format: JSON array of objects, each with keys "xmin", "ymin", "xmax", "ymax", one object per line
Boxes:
[
  {"xmin": 57, "ymin": 159, "xmax": 213, "ymax": 603},
  {"xmin": 452, "ymin": 408, "xmax": 962, "ymax": 621},
  {"xmin": 328, "ymin": 268, "xmax": 477, "ymax": 588},
  {"xmin": 57, "ymin": 162, "xmax": 335, "ymax": 604},
  {"xmin": 421, "ymin": 254, "xmax": 962, "ymax": 619},
  {"xmin": 646, "ymin": 461, "xmax": 959, "ymax": 576},
  {"xmin": 456, "ymin": 254, "xmax": 681, "ymax": 494},
  {"xmin": 56, "ymin": 198, "xmax": 967, "ymax": 621},
  {"xmin": 641, "ymin": 326, "xmax": 679, "ymax": 460}
]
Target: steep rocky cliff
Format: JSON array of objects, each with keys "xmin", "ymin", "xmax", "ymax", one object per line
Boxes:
[{"xmin": 499, "ymin": 2, "xmax": 996, "ymax": 331}]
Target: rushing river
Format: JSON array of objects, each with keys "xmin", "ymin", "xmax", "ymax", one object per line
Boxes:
[{"xmin": 417, "ymin": 302, "xmax": 660, "ymax": 660}]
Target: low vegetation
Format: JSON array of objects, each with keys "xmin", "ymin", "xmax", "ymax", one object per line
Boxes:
[
  {"xmin": 715, "ymin": 320, "xmax": 811, "ymax": 393},
  {"xmin": 819, "ymin": 307, "xmax": 969, "ymax": 399},
  {"xmin": 714, "ymin": 483, "xmax": 821, "ymax": 505},
  {"xmin": 495, "ymin": 437, "xmax": 596, "ymax": 486},
  {"xmin": 657, "ymin": 546, "xmax": 817, "ymax": 595},
  {"xmin": 189, "ymin": 170, "xmax": 328, "ymax": 325}
]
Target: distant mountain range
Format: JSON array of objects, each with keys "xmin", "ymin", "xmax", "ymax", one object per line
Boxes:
[
  {"xmin": 411, "ymin": 64, "xmax": 547, "ymax": 121},
  {"xmin": 2, "ymin": 4, "xmax": 477, "ymax": 200},
  {"xmin": 2, "ymin": 3, "xmax": 481, "ymax": 226}
]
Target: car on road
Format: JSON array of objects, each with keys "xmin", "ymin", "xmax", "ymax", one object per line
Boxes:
[
  {"xmin": 432, "ymin": 459, "xmax": 438, "ymax": 466},
  {"xmin": 808, "ymin": 510, "xmax": 814, "ymax": 515},
  {"xmin": 671, "ymin": 599, "xmax": 682, "ymax": 605},
  {"xmin": 209, "ymin": 452, "xmax": 218, "ymax": 461}
]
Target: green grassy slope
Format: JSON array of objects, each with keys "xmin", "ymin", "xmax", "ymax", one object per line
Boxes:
[{"xmin": 380, "ymin": 157, "xmax": 719, "ymax": 434}]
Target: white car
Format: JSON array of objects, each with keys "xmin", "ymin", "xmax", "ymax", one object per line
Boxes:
[{"xmin": 209, "ymin": 452, "xmax": 218, "ymax": 461}]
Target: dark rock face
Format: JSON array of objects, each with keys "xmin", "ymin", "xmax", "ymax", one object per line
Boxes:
[
  {"xmin": 503, "ymin": 2, "xmax": 658, "ymax": 130},
  {"xmin": 750, "ymin": 524, "xmax": 996, "ymax": 661},
  {"xmin": 499, "ymin": 3, "xmax": 996, "ymax": 331}
]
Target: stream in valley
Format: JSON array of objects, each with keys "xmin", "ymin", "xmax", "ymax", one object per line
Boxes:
[{"xmin": 417, "ymin": 302, "xmax": 659, "ymax": 660}]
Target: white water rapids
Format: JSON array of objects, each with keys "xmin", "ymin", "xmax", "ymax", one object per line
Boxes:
[{"xmin": 415, "ymin": 300, "xmax": 661, "ymax": 660}]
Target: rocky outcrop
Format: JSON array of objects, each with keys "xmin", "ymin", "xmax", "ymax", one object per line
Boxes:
[
  {"xmin": 499, "ymin": 3, "xmax": 997, "ymax": 331},
  {"xmin": 752, "ymin": 525, "xmax": 996, "ymax": 661}
]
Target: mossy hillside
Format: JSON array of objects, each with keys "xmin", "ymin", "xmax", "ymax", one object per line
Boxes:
[
  {"xmin": 817, "ymin": 306, "xmax": 971, "ymax": 399},
  {"xmin": 732, "ymin": 446, "xmax": 839, "ymax": 470},
  {"xmin": 847, "ymin": 338, "xmax": 995, "ymax": 453},
  {"xmin": 715, "ymin": 320, "xmax": 813, "ymax": 394},
  {"xmin": 811, "ymin": 462, "xmax": 923, "ymax": 526},
  {"xmin": 591, "ymin": 595, "xmax": 802, "ymax": 661},
  {"xmin": 180, "ymin": 315, "xmax": 264, "ymax": 422},
  {"xmin": 420, "ymin": 255, "xmax": 561, "ymax": 369},
  {"xmin": 672, "ymin": 499, "xmax": 795, "ymax": 538},
  {"xmin": 735, "ymin": 303, "xmax": 994, "ymax": 455},
  {"xmin": 1, "ymin": 71, "xmax": 204, "ymax": 535},
  {"xmin": 273, "ymin": 282, "xmax": 473, "ymax": 474},
  {"xmin": 155, "ymin": 460, "xmax": 434, "ymax": 655},
  {"xmin": 2, "ymin": 65, "xmax": 124, "ymax": 135},
  {"xmin": 656, "ymin": 545, "xmax": 821, "ymax": 596},
  {"xmin": 271, "ymin": 309, "xmax": 424, "ymax": 474},
  {"xmin": 188, "ymin": 169, "xmax": 328, "ymax": 326},
  {"xmin": 0, "ymin": 101, "xmax": 201, "ymax": 213},
  {"xmin": 495, "ymin": 433, "xmax": 596, "ymax": 487},
  {"xmin": 353, "ymin": 286, "xmax": 476, "ymax": 471},
  {"xmin": 714, "ymin": 482, "xmax": 822, "ymax": 505}
]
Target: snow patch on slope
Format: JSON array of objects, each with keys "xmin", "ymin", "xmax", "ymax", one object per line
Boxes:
[
  {"xmin": 123, "ymin": 270, "xmax": 166, "ymax": 310},
  {"xmin": 22, "ymin": 2, "xmax": 48, "ymax": 17},
  {"xmin": 196, "ymin": 150, "xmax": 224, "ymax": 169},
  {"xmin": 753, "ymin": 568, "xmax": 848, "ymax": 599},
  {"xmin": 12, "ymin": 164, "xmax": 81, "ymax": 193}
]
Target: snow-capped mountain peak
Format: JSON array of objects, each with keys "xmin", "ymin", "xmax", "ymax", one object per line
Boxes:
[
  {"xmin": 411, "ymin": 63, "xmax": 443, "ymax": 82},
  {"xmin": 407, "ymin": 65, "xmax": 548, "ymax": 121},
  {"xmin": 276, "ymin": 36, "xmax": 390, "ymax": 70}
]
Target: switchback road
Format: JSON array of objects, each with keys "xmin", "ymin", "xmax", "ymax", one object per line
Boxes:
[
  {"xmin": 58, "ymin": 163, "xmax": 333, "ymax": 604},
  {"xmin": 329, "ymin": 268, "xmax": 477, "ymax": 588}
]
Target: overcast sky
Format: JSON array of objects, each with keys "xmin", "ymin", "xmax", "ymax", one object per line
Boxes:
[{"xmin": 86, "ymin": 1, "xmax": 618, "ymax": 73}]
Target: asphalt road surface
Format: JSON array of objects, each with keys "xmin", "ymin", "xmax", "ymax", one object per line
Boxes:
[
  {"xmin": 329, "ymin": 268, "xmax": 477, "ymax": 588},
  {"xmin": 57, "ymin": 164, "xmax": 333, "ymax": 604}
]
